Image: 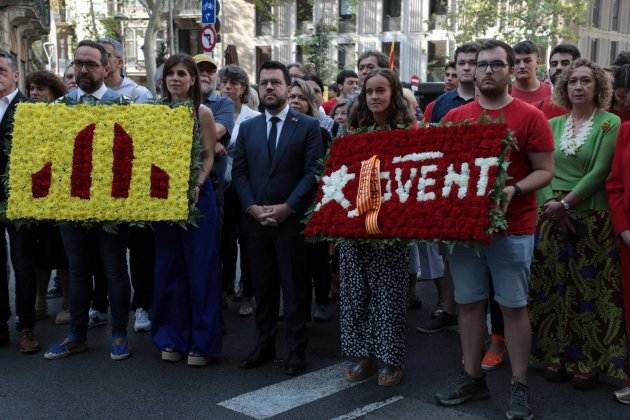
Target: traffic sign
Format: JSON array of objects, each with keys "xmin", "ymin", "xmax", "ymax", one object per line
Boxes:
[
  {"xmin": 410, "ymin": 74, "xmax": 420, "ymax": 92},
  {"xmin": 202, "ymin": 0, "xmax": 216, "ymax": 24},
  {"xmin": 200, "ymin": 25, "xmax": 217, "ymax": 53}
]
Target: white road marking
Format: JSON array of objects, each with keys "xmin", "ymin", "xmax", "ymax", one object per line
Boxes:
[
  {"xmin": 329, "ymin": 395, "xmax": 404, "ymax": 420},
  {"xmin": 217, "ymin": 362, "xmax": 363, "ymax": 419}
]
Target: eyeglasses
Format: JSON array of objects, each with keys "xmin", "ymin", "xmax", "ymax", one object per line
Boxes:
[
  {"xmin": 476, "ymin": 61, "xmax": 508, "ymax": 72},
  {"xmin": 74, "ymin": 60, "xmax": 101, "ymax": 71}
]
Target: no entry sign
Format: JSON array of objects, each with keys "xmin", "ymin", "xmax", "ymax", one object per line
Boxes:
[{"xmin": 200, "ymin": 25, "xmax": 217, "ymax": 53}]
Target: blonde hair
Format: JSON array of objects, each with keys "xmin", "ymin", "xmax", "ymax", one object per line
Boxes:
[
  {"xmin": 290, "ymin": 78, "xmax": 320, "ymax": 117},
  {"xmin": 553, "ymin": 58, "xmax": 612, "ymax": 110}
]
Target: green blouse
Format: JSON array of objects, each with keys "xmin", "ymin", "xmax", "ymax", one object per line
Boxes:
[{"xmin": 537, "ymin": 111, "xmax": 620, "ymax": 212}]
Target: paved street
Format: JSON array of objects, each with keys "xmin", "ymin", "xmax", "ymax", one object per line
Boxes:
[{"xmin": 0, "ymin": 281, "xmax": 628, "ymax": 420}]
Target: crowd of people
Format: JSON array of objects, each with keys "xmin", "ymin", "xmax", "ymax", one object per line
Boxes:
[{"xmin": 1, "ymin": 35, "xmax": 630, "ymax": 420}]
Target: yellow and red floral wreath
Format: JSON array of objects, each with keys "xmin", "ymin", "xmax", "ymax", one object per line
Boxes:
[
  {"xmin": 6, "ymin": 103, "xmax": 195, "ymax": 222},
  {"xmin": 304, "ymin": 124, "xmax": 512, "ymax": 243}
]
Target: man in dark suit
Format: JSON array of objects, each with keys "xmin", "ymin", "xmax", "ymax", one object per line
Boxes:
[
  {"xmin": 44, "ymin": 40, "xmax": 131, "ymax": 361},
  {"xmin": 0, "ymin": 49, "xmax": 29, "ymax": 350},
  {"xmin": 232, "ymin": 61, "xmax": 323, "ymax": 376}
]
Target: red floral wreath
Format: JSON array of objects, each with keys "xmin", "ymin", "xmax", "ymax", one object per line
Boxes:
[{"xmin": 304, "ymin": 124, "xmax": 511, "ymax": 243}]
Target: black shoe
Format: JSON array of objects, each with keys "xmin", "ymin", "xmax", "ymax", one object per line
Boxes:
[
  {"xmin": 239, "ymin": 347, "xmax": 275, "ymax": 369},
  {"xmin": 506, "ymin": 380, "xmax": 533, "ymax": 420},
  {"xmin": 435, "ymin": 371, "xmax": 490, "ymax": 406},
  {"xmin": 284, "ymin": 354, "xmax": 306, "ymax": 376},
  {"xmin": 416, "ymin": 310, "xmax": 458, "ymax": 334}
]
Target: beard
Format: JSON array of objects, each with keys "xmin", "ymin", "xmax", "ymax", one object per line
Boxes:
[
  {"xmin": 76, "ymin": 74, "xmax": 102, "ymax": 94},
  {"xmin": 199, "ymin": 78, "xmax": 216, "ymax": 96},
  {"xmin": 263, "ymin": 94, "xmax": 287, "ymax": 111},
  {"xmin": 549, "ymin": 71, "xmax": 561, "ymax": 85},
  {"xmin": 477, "ymin": 77, "xmax": 507, "ymax": 99}
]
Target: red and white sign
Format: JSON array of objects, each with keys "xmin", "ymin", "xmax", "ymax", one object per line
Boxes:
[
  {"xmin": 304, "ymin": 125, "xmax": 511, "ymax": 243},
  {"xmin": 200, "ymin": 25, "xmax": 217, "ymax": 53},
  {"xmin": 410, "ymin": 74, "xmax": 420, "ymax": 92}
]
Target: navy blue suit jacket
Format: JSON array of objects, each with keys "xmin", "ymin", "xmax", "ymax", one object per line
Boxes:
[{"xmin": 231, "ymin": 107, "xmax": 323, "ymax": 224}]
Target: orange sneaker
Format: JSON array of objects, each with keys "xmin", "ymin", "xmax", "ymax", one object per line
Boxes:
[{"xmin": 481, "ymin": 334, "xmax": 506, "ymax": 371}]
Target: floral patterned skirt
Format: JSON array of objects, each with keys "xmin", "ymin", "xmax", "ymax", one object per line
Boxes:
[{"xmin": 529, "ymin": 205, "xmax": 627, "ymax": 379}]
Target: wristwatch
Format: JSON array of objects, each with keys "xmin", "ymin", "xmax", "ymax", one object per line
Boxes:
[
  {"xmin": 513, "ymin": 183, "xmax": 522, "ymax": 197},
  {"xmin": 560, "ymin": 199, "xmax": 571, "ymax": 211}
]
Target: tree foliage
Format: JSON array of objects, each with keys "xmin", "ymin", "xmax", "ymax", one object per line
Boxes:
[
  {"xmin": 137, "ymin": 0, "xmax": 167, "ymax": 94},
  {"xmin": 297, "ymin": 21, "xmax": 337, "ymax": 83},
  {"xmin": 449, "ymin": 0, "xmax": 589, "ymax": 45}
]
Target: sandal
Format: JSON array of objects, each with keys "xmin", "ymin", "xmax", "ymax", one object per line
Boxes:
[
  {"xmin": 481, "ymin": 334, "xmax": 506, "ymax": 371},
  {"xmin": 571, "ymin": 372, "xmax": 598, "ymax": 390},
  {"xmin": 543, "ymin": 360, "xmax": 568, "ymax": 382}
]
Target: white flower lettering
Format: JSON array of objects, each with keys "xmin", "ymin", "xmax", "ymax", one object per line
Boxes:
[
  {"xmin": 394, "ymin": 167, "xmax": 418, "ymax": 203},
  {"xmin": 474, "ymin": 157, "xmax": 499, "ymax": 196},
  {"xmin": 417, "ymin": 165, "xmax": 438, "ymax": 201},
  {"xmin": 442, "ymin": 163, "xmax": 470, "ymax": 199}
]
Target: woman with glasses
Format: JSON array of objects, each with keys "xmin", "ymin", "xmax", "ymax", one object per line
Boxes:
[
  {"xmin": 151, "ymin": 54, "xmax": 222, "ymax": 366},
  {"xmin": 218, "ymin": 64, "xmax": 259, "ymax": 318},
  {"xmin": 529, "ymin": 59, "xmax": 625, "ymax": 389}
]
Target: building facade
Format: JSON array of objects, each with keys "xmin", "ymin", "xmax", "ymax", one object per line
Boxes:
[
  {"xmin": 0, "ymin": 0, "xmax": 51, "ymax": 88},
  {"xmin": 580, "ymin": 0, "xmax": 630, "ymax": 66},
  {"xmin": 48, "ymin": 0, "xmax": 168, "ymax": 81},
  {"xmin": 237, "ymin": 0, "xmax": 453, "ymax": 84}
]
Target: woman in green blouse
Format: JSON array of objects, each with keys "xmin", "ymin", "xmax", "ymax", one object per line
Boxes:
[{"xmin": 529, "ymin": 59, "xmax": 624, "ymax": 389}]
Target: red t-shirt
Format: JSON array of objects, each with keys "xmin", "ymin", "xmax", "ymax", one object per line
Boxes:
[
  {"xmin": 442, "ymin": 98, "xmax": 555, "ymax": 235},
  {"xmin": 611, "ymin": 108, "xmax": 630, "ymax": 123},
  {"xmin": 323, "ymin": 97, "xmax": 337, "ymax": 115},
  {"xmin": 423, "ymin": 100, "xmax": 436, "ymax": 124},
  {"xmin": 538, "ymin": 96, "xmax": 568, "ymax": 119},
  {"xmin": 511, "ymin": 82, "xmax": 552, "ymax": 105}
]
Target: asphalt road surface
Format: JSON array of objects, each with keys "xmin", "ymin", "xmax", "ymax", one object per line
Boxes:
[{"xmin": 1, "ymin": 280, "xmax": 628, "ymax": 420}]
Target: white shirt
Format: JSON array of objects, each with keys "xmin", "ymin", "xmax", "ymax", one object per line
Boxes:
[
  {"xmin": 265, "ymin": 104, "xmax": 290, "ymax": 147},
  {"xmin": 0, "ymin": 88, "xmax": 19, "ymax": 122},
  {"xmin": 225, "ymin": 105, "xmax": 261, "ymax": 182},
  {"xmin": 229, "ymin": 105, "xmax": 261, "ymax": 147},
  {"xmin": 77, "ymin": 83, "xmax": 108, "ymax": 101}
]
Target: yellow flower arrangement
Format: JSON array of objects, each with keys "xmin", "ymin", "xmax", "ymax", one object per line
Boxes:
[{"xmin": 6, "ymin": 103, "xmax": 195, "ymax": 222}]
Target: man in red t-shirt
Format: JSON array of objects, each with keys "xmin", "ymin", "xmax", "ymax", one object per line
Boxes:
[
  {"xmin": 435, "ymin": 40, "xmax": 554, "ymax": 420},
  {"xmin": 511, "ymin": 40, "xmax": 552, "ymax": 105}
]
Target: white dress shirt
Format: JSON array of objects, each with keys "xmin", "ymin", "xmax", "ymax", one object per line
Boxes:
[
  {"xmin": 77, "ymin": 83, "xmax": 108, "ymax": 101},
  {"xmin": 0, "ymin": 88, "xmax": 19, "ymax": 122},
  {"xmin": 265, "ymin": 104, "xmax": 290, "ymax": 147}
]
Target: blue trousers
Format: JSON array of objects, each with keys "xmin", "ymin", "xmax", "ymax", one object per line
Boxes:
[{"xmin": 151, "ymin": 182, "xmax": 222, "ymax": 356}]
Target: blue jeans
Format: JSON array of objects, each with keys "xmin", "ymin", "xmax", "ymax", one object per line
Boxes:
[
  {"xmin": 448, "ymin": 235, "xmax": 535, "ymax": 308},
  {"xmin": 60, "ymin": 225, "xmax": 129, "ymax": 341}
]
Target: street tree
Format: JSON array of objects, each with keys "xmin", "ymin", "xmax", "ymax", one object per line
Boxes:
[
  {"xmin": 296, "ymin": 20, "xmax": 337, "ymax": 83},
  {"xmin": 138, "ymin": 0, "xmax": 167, "ymax": 94},
  {"xmin": 447, "ymin": 0, "xmax": 589, "ymax": 45}
]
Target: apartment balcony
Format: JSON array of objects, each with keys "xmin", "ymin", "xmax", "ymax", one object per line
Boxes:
[
  {"xmin": 175, "ymin": 0, "xmax": 202, "ymax": 19},
  {"xmin": 0, "ymin": 0, "xmax": 51, "ymax": 36}
]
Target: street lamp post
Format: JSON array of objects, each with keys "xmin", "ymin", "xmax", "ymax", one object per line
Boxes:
[{"xmin": 114, "ymin": 14, "xmax": 130, "ymax": 70}]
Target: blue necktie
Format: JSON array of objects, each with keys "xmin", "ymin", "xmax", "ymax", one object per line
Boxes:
[
  {"xmin": 268, "ymin": 116, "xmax": 279, "ymax": 159},
  {"xmin": 81, "ymin": 94, "xmax": 97, "ymax": 104}
]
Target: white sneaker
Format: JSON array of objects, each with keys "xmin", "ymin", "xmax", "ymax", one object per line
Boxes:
[
  {"xmin": 55, "ymin": 309, "xmax": 71, "ymax": 325},
  {"xmin": 133, "ymin": 308, "xmax": 151, "ymax": 332},
  {"xmin": 88, "ymin": 308, "xmax": 108, "ymax": 328}
]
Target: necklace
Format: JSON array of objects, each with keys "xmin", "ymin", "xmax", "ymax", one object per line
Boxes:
[{"xmin": 559, "ymin": 111, "xmax": 595, "ymax": 156}]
